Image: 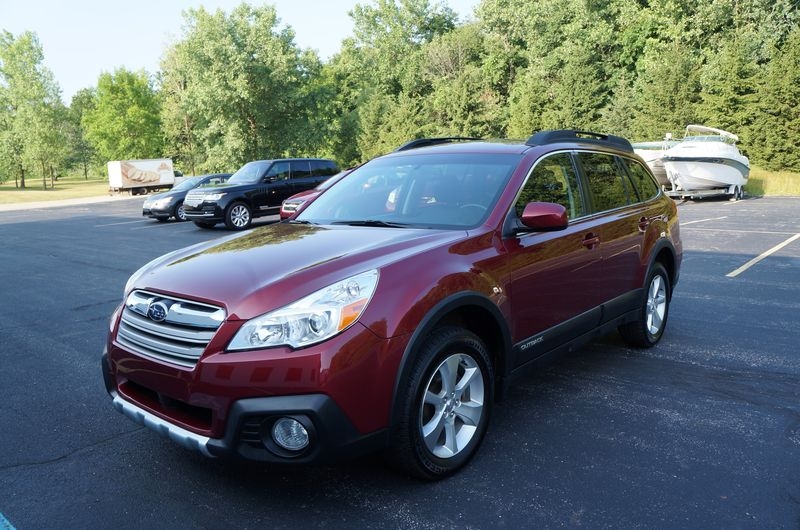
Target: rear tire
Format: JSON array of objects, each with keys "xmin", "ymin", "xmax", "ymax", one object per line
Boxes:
[
  {"xmin": 390, "ymin": 326, "xmax": 493, "ymax": 480},
  {"xmin": 618, "ymin": 262, "xmax": 670, "ymax": 348}
]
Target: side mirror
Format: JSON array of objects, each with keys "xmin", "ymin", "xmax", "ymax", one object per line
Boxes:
[{"xmin": 519, "ymin": 202, "xmax": 568, "ymax": 231}]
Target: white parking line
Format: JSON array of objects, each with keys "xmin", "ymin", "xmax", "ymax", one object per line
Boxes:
[
  {"xmin": 130, "ymin": 222, "xmax": 195, "ymax": 231},
  {"xmin": 681, "ymin": 216, "xmax": 728, "ymax": 226},
  {"xmin": 94, "ymin": 219, "xmax": 149, "ymax": 227},
  {"xmin": 726, "ymin": 233, "xmax": 800, "ymax": 278}
]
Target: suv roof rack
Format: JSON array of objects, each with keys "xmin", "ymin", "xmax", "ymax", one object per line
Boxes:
[
  {"xmin": 394, "ymin": 137, "xmax": 482, "ymax": 152},
  {"xmin": 526, "ymin": 130, "xmax": 633, "ymax": 152}
]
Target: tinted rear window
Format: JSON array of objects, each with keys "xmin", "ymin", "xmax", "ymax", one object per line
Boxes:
[{"xmin": 577, "ymin": 152, "xmax": 632, "ymax": 212}]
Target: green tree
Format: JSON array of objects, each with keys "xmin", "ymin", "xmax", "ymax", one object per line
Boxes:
[
  {"xmin": 421, "ymin": 24, "xmax": 506, "ymax": 138},
  {"xmin": 750, "ymin": 27, "xmax": 800, "ymax": 170},
  {"xmin": 66, "ymin": 88, "xmax": 97, "ymax": 178},
  {"xmin": 630, "ymin": 41, "xmax": 701, "ymax": 141},
  {"xmin": 326, "ymin": 0, "xmax": 459, "ymax": 162},
  {"xmin": 82, "ymin": 68, "xmax": 163, "ymax": 162},
  {"xmin": 0, "ymin": 30, "xmax": 65, "ymax": 188},
  {"xmin": 350, "ymin": 0, "xmax": 457, "ymax": 96},
  {"xmin": 696, "ymin": 33, "xmax": 760, "ymax": 142},
  {"xmin": 160, "ymin": 3, "xmax": 320, "ymax": 173}
]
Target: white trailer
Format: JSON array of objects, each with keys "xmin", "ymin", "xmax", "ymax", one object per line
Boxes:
[{"xmin": 108, "ymin": 159, "xmax": 176, "ymax": 195}]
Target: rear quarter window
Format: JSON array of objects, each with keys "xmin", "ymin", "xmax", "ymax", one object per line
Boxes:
[
  {"xmin": 623, "ymin": 157, "xmax": 661, "ymax": 202},
  {"xmin": 311, "ymin": 160, "xmax": 339, "ymax": 176}
]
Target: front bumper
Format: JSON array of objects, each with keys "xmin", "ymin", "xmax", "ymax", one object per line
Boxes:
[
  {"xmin": 142, "ymin": 205, "xmax": 173, "ymax": 219},
  {"xmin": 183, "ymin": 201, "xmax": 224, "ymax": 222},
  {"xmin": 101, "ymin": 339, "xmax": 391, "ymax": 463}
]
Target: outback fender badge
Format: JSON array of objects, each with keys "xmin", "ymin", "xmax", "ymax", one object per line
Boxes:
[{"xmin": 146, "ymin": 301, "xmax": 170, "ymax": 322}]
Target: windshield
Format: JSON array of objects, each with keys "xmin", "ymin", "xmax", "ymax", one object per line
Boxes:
[
  {"xmin": 229, "ymin": 161, "xmax": 272, "ymax": 184},
  {"xmin": 297, "ymin": 153, "xmax": 519, "ymax": 229},
  {"xmin": 172, "ymin": 177, "xmax": 202, "ymax": 191},
  {"xmin": 317, "ymin": 171, "xmax": 349, "ymax": 191}
]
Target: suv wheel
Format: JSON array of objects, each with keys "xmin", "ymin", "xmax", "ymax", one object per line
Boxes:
[
  {"xmin": 225, "ymin": 202, "xmax": 252, "ymax": 230},
  {"xmin": 391, "ymin": 326, "xmax": 493, "ymax": 480},
  {"xmin": 174, "ymin": 201, "xmax": 187, "ymax": 221},
  {"xmin": 618, "ymin": 262, "xmax": 670, "ymax": 347}
]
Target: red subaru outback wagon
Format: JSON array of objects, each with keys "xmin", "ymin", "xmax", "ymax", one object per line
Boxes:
[{"xmin": 102, "ymin": 130, "xmax": 682, "ymax": 479}]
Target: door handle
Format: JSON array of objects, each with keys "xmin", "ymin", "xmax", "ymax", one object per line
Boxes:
[
  {"xmin": 582, "ymin": 233, "xmax": 600, "ymax": 249},
  {"xmin": 638, "ymin": 216, "xmax": 650, "ymax": 232}
]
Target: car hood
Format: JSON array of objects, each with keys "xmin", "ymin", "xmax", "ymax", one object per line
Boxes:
[
  {"xmin": 285, "ymin": 189, "xmax": 318, "ymax": 203},
  {"xmin": 146, "ymin": 189, "xmax": 183, "ymax": 201},
  {"xmin": 130, "ymin": 223, "xmax": 464, "ymax": 320},
  {"xmin": 189, "ymin": 182, "xmax": 248, "ymax": 195}
]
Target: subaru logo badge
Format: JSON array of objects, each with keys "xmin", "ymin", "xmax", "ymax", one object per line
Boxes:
[{"xmin": 146, "ymin": 301, "xmax": 169, "ymax": 322}]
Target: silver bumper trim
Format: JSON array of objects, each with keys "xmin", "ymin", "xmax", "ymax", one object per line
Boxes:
[{"xmin": 112, "ymin": 394, "xmax": 215, "ymax": 457}]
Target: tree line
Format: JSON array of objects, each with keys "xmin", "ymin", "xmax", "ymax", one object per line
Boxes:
[{"xmin": 1, "ymin": 0, "xmax": 798, "ymax": 187}]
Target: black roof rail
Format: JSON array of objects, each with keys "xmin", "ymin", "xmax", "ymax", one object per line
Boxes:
[
  {"xmin": 394, "ymin": 137, "xmax": 482, "ymax": 152},
  {"xmin": 525, "ymin": 130, "xmax": 633, "ymax": 152}
]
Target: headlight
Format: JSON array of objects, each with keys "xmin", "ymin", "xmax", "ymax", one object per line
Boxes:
[
  {"xmin": 152, "ymin": 197, "xmax": 173, "ymax": 208},
  {"xmin": 203, "ymin": 192, "xmax": 226, "ymax": 201},
  {"xmin": 228, "ymin": 269, "xmax": 379, "ymax": 350}
]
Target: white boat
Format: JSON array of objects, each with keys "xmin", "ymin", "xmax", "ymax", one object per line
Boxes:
[
  {"xmin": 662, "ymin": 125, "xmax": 750, "ymax": 199},
  {"xmin": 632, "ymin": 135, "xmax": 680, "ymax": 187}
]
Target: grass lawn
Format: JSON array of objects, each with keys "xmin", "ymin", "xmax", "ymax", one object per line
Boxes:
[
  {"xmin": 745, "ymin": 167, "xmax": 800, "ymax": 197},
  {"xmin": 0, "ymin": 178, "xmax": 111, "ymax": 205}
]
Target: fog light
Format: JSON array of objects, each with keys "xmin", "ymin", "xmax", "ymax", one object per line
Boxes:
[{"xmin": 272, "ymin": 417, "xmax": 309, "ymax": 451}]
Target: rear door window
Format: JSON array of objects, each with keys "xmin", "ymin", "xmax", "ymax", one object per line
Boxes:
[
  {"xmin": 290, "ymin": 160, "xmax": 312, "ymax": 179},
  {"xmin": 576, "ymin": 152, "xmax": 632, "ymax": 213}
]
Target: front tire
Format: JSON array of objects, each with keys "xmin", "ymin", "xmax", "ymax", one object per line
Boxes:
[
  {"xmin": 225, "ymin": 202, "xmax": 252, "ymax": 230},
  {"xmin": 618, "ymin": 262, "xmax": 670, "ymax": 347},
  {"xmin": 391, "ymin": 326, "xmax": 494, "ymax": 480},
  {"xmin": 174, "ymin": 201, "xmax": 187, "ymax": 221}
]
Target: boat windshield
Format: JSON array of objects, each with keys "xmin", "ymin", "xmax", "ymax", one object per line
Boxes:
[{"xmin": 684, "ymin": 125, "xmax": 738, "ymax": 145}]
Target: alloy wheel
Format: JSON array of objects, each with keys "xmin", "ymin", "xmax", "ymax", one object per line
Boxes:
[{"xmin": 419, "ymin": 353, "xmax": 485, "ymax": 459}]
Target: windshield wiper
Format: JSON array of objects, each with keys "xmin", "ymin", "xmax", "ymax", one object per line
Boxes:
[
  {"xmin": 286, "ymin": 219, "xmax": 315, "ymax": 225},
  {"xmin": 332, "ymin": 220, "xmax": 410, "ymax": 228}
]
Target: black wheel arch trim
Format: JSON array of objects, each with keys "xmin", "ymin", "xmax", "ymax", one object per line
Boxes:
[
  {"xmin": 646, "ymin": 238, "xmax": 680, "ymax": 293},
  {"xmin": 389, "ymin": 291, "xmax": 512, "ymax": 426}
]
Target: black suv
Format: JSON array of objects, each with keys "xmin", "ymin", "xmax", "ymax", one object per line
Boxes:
[{"xmin": 183, "ymin": 158, "xmax": 339, "ymax": 230}]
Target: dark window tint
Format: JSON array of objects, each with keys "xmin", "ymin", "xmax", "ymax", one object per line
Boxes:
[
  {"xmin": 311, "ymin": 160, "xmax": 339, "ymax": 177},
  {"xmin": 290, "ymin": 160, "xmax": 312, "ymax": 179},
  {"xmin": 266, "ymin": 161, "xmax": 291, "ymax": 181},
  {"xmin": 578, "ymin": 152, "xmax": 631, "ymax": 212},
  {"xmin": 623, "ymin": 158, "xmax": 660, "ymax": 201},
  {"xmin": 515, "ymin": 153, "xmax": 585, "ymax": 219}
]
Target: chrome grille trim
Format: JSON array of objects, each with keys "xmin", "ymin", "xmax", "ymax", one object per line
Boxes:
[{"xmin": 118, "ymin": 290, "xmax": 226, "ymax": 368}]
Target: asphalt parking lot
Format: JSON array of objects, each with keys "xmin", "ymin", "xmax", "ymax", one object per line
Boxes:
[{"xmin": 1, "ymin": 195, "xmax": 798, "ymax": 529}]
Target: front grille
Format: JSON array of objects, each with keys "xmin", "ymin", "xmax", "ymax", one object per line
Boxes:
[{"xmin": 116, "ymin": 290, "xmax": 226, "ymax": 368}]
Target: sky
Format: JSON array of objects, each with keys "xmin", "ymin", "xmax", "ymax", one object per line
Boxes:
[{"xmin": 1, "ymin": 0, "xmax": 480, "ymax": 104}]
